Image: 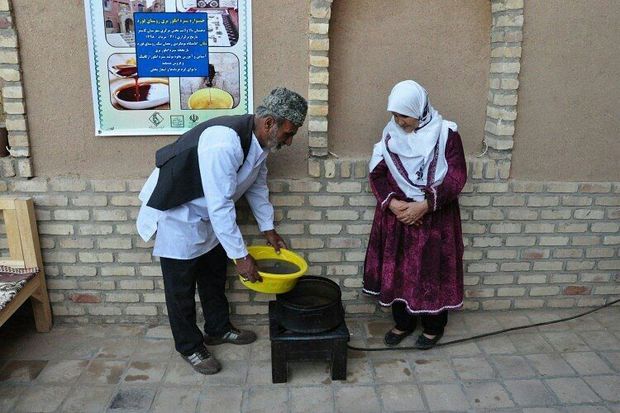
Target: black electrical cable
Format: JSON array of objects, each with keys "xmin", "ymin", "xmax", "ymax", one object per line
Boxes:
[{"xmin": 347, "ymin": 298, "xmax": 620, "ymax": 352}]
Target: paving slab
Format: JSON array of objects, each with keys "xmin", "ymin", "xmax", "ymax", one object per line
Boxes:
[
  {"xmin": 197, "ymin": 385, "xmax": 243, "ymax": 412},
  {"xmin": 509, "ymin": 332, "xmax": 556, "ymax": 354},
  {"xmin": 503, "ymin": 379, "xmax": 558, "ymax": 407},
  {"xmin": 0, "ymin": 383, "xmax": 26, "ymax": 412},
  {"xmin": 96, "ymin": 337, "xmax": 143, "ymax": 359},
  {"xmin": 145, "ymin": 326, "xmax": 173, "ymax": 339},
  {"xmin": 1, "ymin": 306, "xmax": 619, "ymax": 412},
  {"xmin": 563, "ymin": 352, "xmax": 614, "ymax": 375},
  {"xmin": 584, "ymin": 375, "xmax": 620, "ymax": 403},
  {"xmin": 442, "ymin": 341, "xmax": 482, "ymax": 357},
  {"xmin": 462, "ymin": 381, "xmax": 515, "ymax": 409},
  {"xmin": 412, "ymin": 356, "xmax": 459, "ymax": 383},
  {"xmin": 123, "ymin": 360, "xmax": 167, "ymax": 384},
  {"xmin": 452, "ymin": 356, "xmax": 496, "ymax": 380},
  {"xmin": 0, "ymin": 359, "xmax": 48, "ymax": 382},
  {"xmin": 243, "ymin": 385, "xmax": 288, "ymax": 413},
  {"xmin": 593, "ymin": 311, "xmax": 620, "ymax": 330},
  {"xmin": 476, "ymin": 335, "xmax": 518, "ymax": 354},
  {"xmin": 81, "ymin": 360, "xmax": 128, "ymax": 385},
  {"xmin": 290, "ymin": 385, "xmax": 335, "ymax": 413},
  {"xmin": 130, "ymin": 338, "xmax": 174, "ymax": 360},
  {"xmin": 210, "ymin": 342, "xmax": 252, "ymax": 361},
  {"xmin": 525, "ymin": 353, "xmax": 576, "ymax": 377},
  {"xmin": 151, "ymin": 386, "xmax": 200, "ymax": 413},
  {"xmin": 422, "ymin": 383, "xmax": 469, "ymax": 412},
  {"xmin": 246, "ymin": 360, "xmax": 276, "ymax": 385},
  {"xmin": 60, "ymin": 385, "xmax": 116, "ymax": 413},
  {"xmin": 334, "ymin": 385, "xmax": 381, "ymax": 413},
  {"xmin": 162, "ymin": 360, "xmax": 205, "ymax": 386},
  {"xmin": 564, "ymin": 406, "xmax": 613, "ymax": 413},
  {"xmin": 35, "ymin": 359, "xmax": 89, "ymax": 384},
  {"xmin": 372, "ymin": 358, "xmax": 414, "ymax": 383},
  {"xmin": 13, "ymin": 384, "xmax": 72, "ymax": 412},
  {"xmin": 343, "ymin": 359, "xmax": 374, "ymax": 384},
  {"xmin": 108, "ymin": 387, "xmax": 156, "ymax": 412},
  {"xmin": 202, "ymin": 359, "xmax": 248, "ymax": 385},
  {"xmin": 544, "ymin": 332, "xmax": 591, "ymax": 353},
  {"xmin": 545, "ymin": 377, "xmax": 602, "ymax": 404},
  {"xmin": 286, "ymin": 361, "xmax": 333, "ymax": 385},
  {"xmin": 248, "ymin": 338, "xmax": 272, "ymax": 361},
  {"xmin": 464, "ymin": 314, "xmax": 502, "ymax": 334},
  {"xmin": 491, "ymin": 354, "xmax": 537, "ymax": 379},
  {"xmin": 578, "ymin": 330, "xmax": 620, "ymax": 351},
  {"xmin": 377, "ymin": 383, "xmax": 425, "ymax": 412},
  {"xmin": 601, "ymin": 351, "xmax": 620, "ymax": 371}
]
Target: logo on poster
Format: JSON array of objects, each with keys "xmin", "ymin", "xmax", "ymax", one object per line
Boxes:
[
  {"xmin": 149, "ymin": 112, "xmax": 164, "ymax": 127},
  {"xmin": 170, "ymin": 115, "xmax": 185, "ymax": 128}
]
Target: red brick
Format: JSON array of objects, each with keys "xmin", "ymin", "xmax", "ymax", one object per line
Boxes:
[
  {"xmin": 563, "ymin": 285, "xmax": 591, "ymax": 296},
  {"xmin": 522, "ymin": 250, "xmax": 544, "ymax": 259},
  {"xmin": 69, "ymin": 293, "xmax": 101, "ymax": 303}
]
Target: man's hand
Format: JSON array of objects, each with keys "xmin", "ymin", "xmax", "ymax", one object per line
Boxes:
[
  {"xmin": 236, "ymin": 254, "xmax": 262, "ymax": 283},
  {"xmin": 263, "ymin": 229, "xmax": 287, "ymax": 253}
]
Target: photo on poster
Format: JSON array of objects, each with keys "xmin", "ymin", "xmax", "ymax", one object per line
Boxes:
[
  {"xmin": 180, "ymin": 53, "xmax": 240, "ymax": 110},
  {"xmin": 103, "ymin": 0, "xmax": 166, "ymax": 47},
  {"xmin": 176, "ymin": 0, "xmax": 239, "ymax": 46},
  {"xmin": 108, "ymin": 53, "xmax": 170, "ymax": 110}
]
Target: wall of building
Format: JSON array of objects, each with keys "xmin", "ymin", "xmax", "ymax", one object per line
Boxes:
[
  {"xmin": 512, "ymin": 0, "xmax": 620, "ymax": 181},
  {"xmin": 329, "ymin": 0, "xmax": 491, "ymax": 156},
  {"xmin": 11, "ymin": 0, "xmax": 309, "ymax": 179},
  {"xmin": 0, "ymin": 0, "xmax": 618, "ymax": 324},
  {"xmin": 3, "ymin": 165, "xmax": 618, "ymax": 322}
]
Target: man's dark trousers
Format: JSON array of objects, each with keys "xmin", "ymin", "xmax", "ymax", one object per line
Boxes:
[{"xmin": 160, "ymin": 244, "xmax": 231, "ymax": 355}]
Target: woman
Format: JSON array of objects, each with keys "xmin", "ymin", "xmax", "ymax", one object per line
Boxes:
[{"xmin": 363, "ymin": 80, "xmax": 466, "ymax": 349}]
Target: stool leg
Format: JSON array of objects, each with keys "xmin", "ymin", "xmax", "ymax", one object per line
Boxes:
[
  {"xmin": 331, "ymin": 341, "xmax": 347, "ymax": 381},
  {"xmin": 271, "ymin": 342, "xmax": 287, "ymax": 383},
  {"xmin": 31, "ymin": 273, "xmax": 52, "ymax": 332}
]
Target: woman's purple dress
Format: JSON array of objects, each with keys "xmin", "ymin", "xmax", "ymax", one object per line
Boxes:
[{"xmin": 363, "ymin": 130, "xmax": 467, "ymax": 314}]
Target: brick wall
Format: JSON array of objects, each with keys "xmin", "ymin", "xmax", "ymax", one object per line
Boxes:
[
  {"xmin": 0, "ymin": 0, "xmax": 31, "ymax": 177},
  {"xmin": 0, "ymin": 0, "xmax": 618, "ymax": 323},
  {"xmin": 1, "ymin": 158, "xmax": 618, "ymax": 323}
]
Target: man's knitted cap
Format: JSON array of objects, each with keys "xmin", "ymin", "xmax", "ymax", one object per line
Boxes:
[{"xmin": 261, "ymin": 87, "xmax": 308, "ymax": 127}]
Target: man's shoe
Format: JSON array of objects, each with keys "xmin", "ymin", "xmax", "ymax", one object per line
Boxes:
[
  {"xmin": 204, "ymin": 327, "xmax": 257, "ymax": 345},
  {"xmin": 415, "ymin": 332, "xmax": 443, "ymax": 350},
  {"xmin": 182, "ymin": 345, "xmax": 221, "ymax": 375},
  {"xmin": 384, "ymin": 328, "xmax": 414, "ymax": 346}
]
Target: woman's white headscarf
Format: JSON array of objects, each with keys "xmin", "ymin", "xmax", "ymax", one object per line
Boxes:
[{"xmin": 369, "ymin": 80, "xmax": 457, "ymax": 202}]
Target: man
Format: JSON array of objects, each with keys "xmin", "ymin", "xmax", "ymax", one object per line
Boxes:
[{"xmin": 136, "ymin": 87, "xmax": 307, "ymax": 375}]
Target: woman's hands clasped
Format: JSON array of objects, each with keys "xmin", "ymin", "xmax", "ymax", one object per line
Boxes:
[{"xmin": 389, "ymin": 199, "xmax": 429, "ymax": 226}]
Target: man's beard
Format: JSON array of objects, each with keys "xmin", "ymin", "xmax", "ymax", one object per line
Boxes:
[{"xmin": 266, "ymin": 127, "xmax": 282, "ymax": 153}]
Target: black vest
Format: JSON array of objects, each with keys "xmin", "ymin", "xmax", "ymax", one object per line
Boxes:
[{"xmin": 147, "ymin": 114, "xmax": 255, "ymax": 211}]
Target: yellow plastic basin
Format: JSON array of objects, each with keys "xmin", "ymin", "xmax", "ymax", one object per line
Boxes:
[{"xmin": 236, "ymin": 246, "xmax": 308, "ymax": 294}]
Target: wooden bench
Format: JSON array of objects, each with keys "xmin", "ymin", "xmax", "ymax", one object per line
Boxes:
[{"xmin": 0, "ymin": 197, "xmax": 52, "ymax": 332}]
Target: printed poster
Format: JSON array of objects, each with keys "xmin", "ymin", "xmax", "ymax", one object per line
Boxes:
[{"xmin": 85, "ymin": 0, "xmax": 253, "ymax": 136}]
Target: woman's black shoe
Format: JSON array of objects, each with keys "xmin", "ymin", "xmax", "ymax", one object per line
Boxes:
[
  {"xmin": 384, "ymin": 328, "xmax": 414, "ymax": 346},
  {"xmin": 415, "ymin": 332, "xmax": 443, "ymax": 350}
]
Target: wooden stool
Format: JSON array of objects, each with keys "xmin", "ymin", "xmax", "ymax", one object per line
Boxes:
[
  {"xmin": 268, "ymin": 301, "xmax": 349, "ymax": 384},
  {"xmin": 0, "ymin": 197, "xmax": 52, "ymax": 332}
]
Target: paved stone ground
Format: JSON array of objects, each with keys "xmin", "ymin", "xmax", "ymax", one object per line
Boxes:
[{"xmin": 0, "ymin": 305, "xmax": 619, "ymax": 412}]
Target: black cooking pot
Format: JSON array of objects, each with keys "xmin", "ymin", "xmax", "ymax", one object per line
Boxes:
[{"xmin": 275, "ymin": 276, "xmax": 344, "ymax": 334}]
